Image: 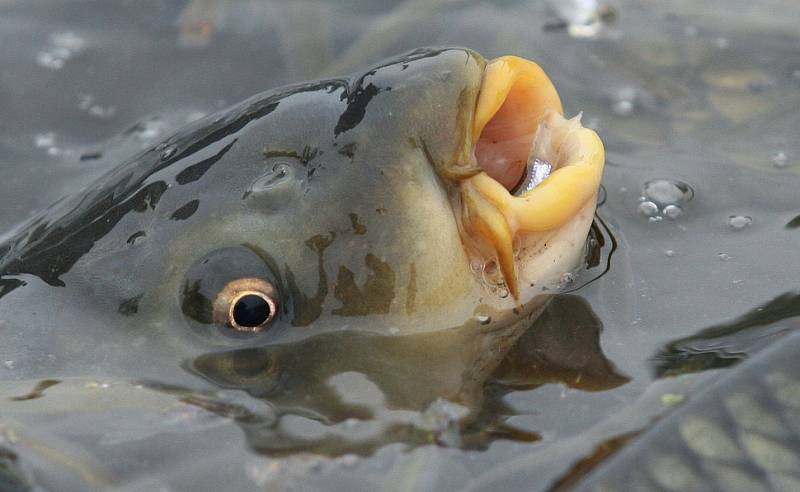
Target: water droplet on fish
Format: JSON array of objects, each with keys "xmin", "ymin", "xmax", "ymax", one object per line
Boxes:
[
  {"xmin": 244, "ymin": 163, "xmax": 292, "ymax": 198},
  {"xmin": 772, "ymin": 151, "xmax": 788, "ymax": 168},
  {"xmin": 421, "ymin": 398, "xmax": 469, "ymax": 443},
  {"xmin": 728, "ymin": 215, "xmax": 752, "ymax": 229},
  {"xmin": 474, "ymin": 314, "xmax": 491, "ymax": 325},
  {"xmin": 718, "ymin": 253, "xmax": 732, "ymax": 261},
  {"xmin": 133, "ymin": 119, "xmax": 167, "ymax": 142},
  {"xmin": 662, "ymin": 204, "xmax": 683, "ymax": 220},
  {"xmin": 482, "ymin": 261, "xmax": 503, "ymax": 286},
  {"xmin": 160, "ymin": 146, "xmax": 177, "ymax": 161}
]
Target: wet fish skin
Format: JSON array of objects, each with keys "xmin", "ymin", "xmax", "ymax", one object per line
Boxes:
[
  {"xmin": 0, "ymin": 48, "xmax": 495, "ymax": 383},
  {"xmin": 576, "ymin": 330, "xmax": 800, "ymax": 492}
]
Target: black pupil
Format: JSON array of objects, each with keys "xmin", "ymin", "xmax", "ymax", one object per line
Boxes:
[{"xmin": 232, "ymin": 294, "xmax": 271, "ymax": 328}]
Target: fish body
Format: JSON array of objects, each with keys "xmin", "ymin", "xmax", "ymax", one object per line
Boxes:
[
  {"xmin": 576, "ymin": 330, "xmax": 800, "ymax": 491},
  {"xmin": 0, "ymin": 47, "xmax": 605, "ymax": 485}
]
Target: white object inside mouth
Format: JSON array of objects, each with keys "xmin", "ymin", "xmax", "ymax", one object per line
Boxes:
[{"xmin": 514, "ymin": 158, "xmax": 552, "ymax": 196}]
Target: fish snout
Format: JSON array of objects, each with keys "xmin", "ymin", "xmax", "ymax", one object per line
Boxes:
[{"xmin": 456, "ymin": 56, "xmax": 605, "ymax": 299}]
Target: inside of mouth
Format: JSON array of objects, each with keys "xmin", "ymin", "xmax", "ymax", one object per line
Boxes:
[{"xmin": 474, "ymin": 81, "xmax": 555, "ymax": 192}]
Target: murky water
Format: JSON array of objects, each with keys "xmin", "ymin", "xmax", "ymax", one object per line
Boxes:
[{"xmin": 1, "ymin": 0, "xmax": 799, "ymax": 490}]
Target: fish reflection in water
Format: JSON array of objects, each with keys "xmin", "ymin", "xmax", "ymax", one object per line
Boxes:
[{"xmin": 183, "ymin": 294, "xmax": 627, "ymax": 456}]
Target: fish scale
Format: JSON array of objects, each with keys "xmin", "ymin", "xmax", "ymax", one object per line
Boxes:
[{"xmin": 576, "ymin": 331, "xmax": 800, "ymax": 491}]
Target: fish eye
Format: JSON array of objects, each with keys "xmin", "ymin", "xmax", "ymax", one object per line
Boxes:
[
  {"xmin": 213, "ymin": 278, "xmax": 278, "ymax": 332},
  {"xmin": 181, "ymin": 247, "xmax": 282, "ymax": 343}
]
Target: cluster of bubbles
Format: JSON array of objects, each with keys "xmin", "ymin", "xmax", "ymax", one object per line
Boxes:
[
  {"xmin": 472, "ymin": 259, "xmax": 510, "ymax": 299},
  {"xmin": 36, "ymin": 31, "xmax": 85, "ymax": 70},
  {"xmin": 637, "ymin": 179, "xmax": 694, "ymax": 222},
  {"xmin": 78, "ymin": 94, "xmax": 116, "ymax": 119},
  {"xmin": 33, "ymin": 131, "xmax": 75, "ymax": 158}
]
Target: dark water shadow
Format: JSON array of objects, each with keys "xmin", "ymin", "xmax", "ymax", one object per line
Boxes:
[{"xmin": 651, "ymin": 291, "xmax": 800, "ymax": 378}]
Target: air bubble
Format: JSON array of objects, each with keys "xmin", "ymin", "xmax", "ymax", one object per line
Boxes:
[
  {"xmin": 718, "ymin": 253, "xmax": 732, "ymax": 261},
  {"xmin": 612, "ymin": 99, "xmax": 634, "ymax": 116},
  {"xmin": 36, "ymin": 31, "xmax": 85, "ymax": 70},
  {"xmin": 78, "ymin": 95, "xmax": 116, "ymax": 119},
  {"xmin": 34, "ymin": 132, "xmax": 64, "ymax": 157},
  {"xmin": 637, "ymin": 201, "xmax": 659, "ymax": 217},
  {"xmin": 611, "ymin": 87, "xmax": 637, "ymax": 116},
  {"xmin": 34, "ymin": 132, "xmax": 55, "ymax": 148},
  {"xmin": 772, "ymin": 151, "xmax": 788, "ymax": 168},
  {"xmin": 481, "ymin": 261, "xmax": 504, "ymax": 286},
  {"xmin": 728, "ymin": 215, "xmax": 752, "ymax": 230},
  {"xmin": 638, "ymin": 179, "xmax": 694, "ymax": 222},
  {"xmin": 474, "ymin": 314, "xmax": 491, "ymax": 325},
  {"xmin": 643, "ymin": 179, "xmax": 694, "ymax": 207},
  {"xmin": 662, "ymin": 204, "xmax": 683, "ymax": 220},
  {"xmin": 664, "ymin": 249, "xmax": 675, "ymax": 257}
]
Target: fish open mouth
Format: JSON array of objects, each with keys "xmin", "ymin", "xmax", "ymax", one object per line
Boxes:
[{"xmin": 460, "ymin": 56, "xmax": 605, "ymax": 299}]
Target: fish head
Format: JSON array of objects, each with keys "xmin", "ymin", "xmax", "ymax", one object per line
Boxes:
[{"xmin": 0, "ymin": 48, "xmax": 604, "ymax": 379}]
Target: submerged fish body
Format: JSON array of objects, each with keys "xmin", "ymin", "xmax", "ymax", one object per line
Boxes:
[{"xmin": 576, "ymin": 329, "xmax": 800, "ymax": 492}]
